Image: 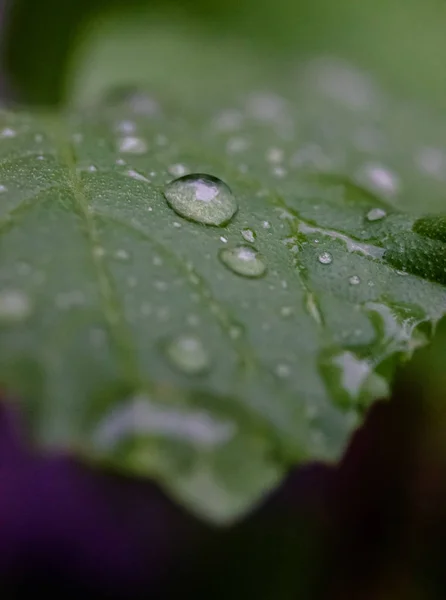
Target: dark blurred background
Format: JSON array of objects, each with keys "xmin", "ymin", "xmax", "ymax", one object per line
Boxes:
[{"xmin": 2, "ymin": 0, "xmax": 446, "ymax": 107}]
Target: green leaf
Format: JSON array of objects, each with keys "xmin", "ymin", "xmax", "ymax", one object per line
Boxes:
[{"xmin": 2, "ymin": 25, "xmax": 446, "ymax": 523}]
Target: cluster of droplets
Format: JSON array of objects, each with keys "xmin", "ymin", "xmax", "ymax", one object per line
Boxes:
[{"xmin": 163, "ymin": 174, "xmax": 267, "ymax": 279}]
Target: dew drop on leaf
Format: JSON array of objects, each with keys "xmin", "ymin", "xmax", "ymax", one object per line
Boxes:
[
  {"xmin": 165, "ymin": 334, "xmax": 210, "ymax": 375},
  {"xmin": 349, "ymin": 275, "xmax": 361, "ymax": 285},
  {"xmin": 164, "ymin": 173, "xmax": 237, "ymax": 226},
  {"xmin": 318, "ymin": 251, "xmax": 333, "ymax": 265},
  {"xmin": 0, "ymin": 290, "xmax": 32, "ymax": 322},
  {"xmin": 117, "ymin": 136, "xmax": 148, "ymax": 154},
  {"xmin": 241, "ymin": 228, "xmax": 256, "ymax": 243},
  {"xmin": 219, "ymin": 245, "xmax": 267, "ymax": 278},
  {"xmin": 366, "ymin": 207, "xmax": 387, "ymax": 222}
]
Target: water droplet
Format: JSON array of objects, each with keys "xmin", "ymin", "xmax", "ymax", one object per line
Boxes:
[
  {"xmin": 276, "ymin": 363, "xmax": 291, "ymax": 378},
  {"xmin": 318, "ymin": 251, "xmax": 333, "ymax": 265},
  {"xmin": 280, "ymin": 306, "xmax": 293, "ymax": 317},
  {"xmin": 220, "ymin": 236, "xmax": 228, "ymax": 243},
  {"xmin": 87, "ymin": 165, "xmax": 97, "ymax": 172},
  {"xmin": 229, "ymin": 325, "xmax": 242, "ymax": 339},
  {"xmin": 0, "ymin": 184, "xmax": 7, "ymax": 193},
  {"xmin": 126, "ymin": 169, "xmax": 150, "ymax": 183},
  {"xmin": 168, "ymin": 163, "xmax": 188, "ymax": 177},
  {"xmin": 118, "ymin": 136, "xmax": 148, "ymax": 154},
  {"xmin": 115, "ymin": 120, "xmax": 136, "ymax": 134},
  {"xmin": 349, "ymin": 275, "xmax": 361, "ymax": 285},
  {"xmin": 358, "ymin": 163, "xmax": 400, "ymax": 196},
  {"xmin": 165, "ymin": 334, "xmax": 210, "ymax": 375},
  {"xmin": 266, "ymin": 147, "xmax": 284, "ymax": 164},
  {"xmin": 366, "ymin": 208, "xmax": 387, "ymax": 222},
  {"xmin": 114, "ymin": 249, "xmax": 130, "ymax": 261},
  {"xmin": 219, "ymin": 245, "xmax": 266, "ymax": 278},
  {"xmin": 0, "ymin": 128, "xmax": 16, "ymax": 138},
  {"xmin": 226, "ymin": 137, "xmax": 249, "ymax": 153},
  {"xmin": 241, "ymin": 228, "xmax": 256, "ymax": 243},
  {"xmin": 0, "ymin": 290, "xmax": 32, "ymax": 322},
  {"xmin": 262, "ymin": 221, "xmax": 271, "ymax": 229},
  {"xmin": 95, "ymin": 393, "xmax": 233, "ymax": 449},
  {"xmin": 164, "ymin": 174, "xmax": 237, "ymax": 226}
]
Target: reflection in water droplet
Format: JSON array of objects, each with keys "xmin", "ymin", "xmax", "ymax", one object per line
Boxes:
[
  {"xmin": 164, "ymin": 174, "xmax": 237, "ymax": 226},
  {"xmin": 219, "ymin": 245, "xmax": 266, "ymax": 278},
  {"xmin": 366, "ymin": 208, "xmax": 387, "ymax": 222},
  {"xmin": 241, "ymin": 228, "xmax": 256, "ymax": 243},
  {"xmin": 318, "ymin": 251, "xmax": 333, "ymax": 265},
  {"xmin": 349, "ymin": 275, "xmax": 361, "ymax": 285},
  {"xmin": 165, "ymin": 334, "xmax": 210, "ymax": 375},
  {"xmin": 0, "ymin": 290, "xmax": 32, "ymax": 322},
  {"xmin": 118, "ymin": 136, "xmax": 148, "ymax": 154}
]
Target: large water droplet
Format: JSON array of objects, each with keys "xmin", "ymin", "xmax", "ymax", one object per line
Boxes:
[
  {"xmin": 219, "ymin": 245, "xmax": 266, "ymax": 278},
  {"xmin": 165, "ymin": 334, "xmax": 210, "ymax": 375},
  {"xmin": 318, "ymin": 251, "xmax": 333, "ymax": 265},
  {"xmin": 164, "ymin": 174, "xmax": 237, "ymax": 226}
]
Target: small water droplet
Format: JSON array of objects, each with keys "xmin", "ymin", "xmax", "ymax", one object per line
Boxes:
[
  {"xmin": 226, "ymin": 137, "xmax": 249, "ymax": 153},
  {"xmin": 165, "ymin": 334, "xmax": 210, "ymax": 375},
  {"xmin": 318, "ymin": 251, "xmax": 333, "ymax": 265},
  {"xmin": 126, "ymin": 169, "xmax": 150, "ymax": 183},
  {"xmin": 220, "ymin": 236, "xmax": 228, "ymax": 243},
  {"xmin": 219, "ymin": 245, "xmax": 266, "ymax": 278},
  {"xmin": 349, "ymin": 275, "xmax": 361, "ymax": 285},
  {"xmin": 0, "ymin": 128, "xmax": 16, "ymax": 138},
  {"xmin": 229, "ymin": 325, "xmax": 242, "ymax": 339},
  {"xmin": 114, "ymin": 249, "xmax": 130, "ymax": 261},
  {"xmin": 0, "ymin": 290, "xmax": 32, "ymax": 322},
  {"xmin": 168, "ymin": 163, "xmax": 188, "ymax": 177},
  {"xmin": 266, "ymin": 147, "xmax": 284, "ymax": 164},
  {"xmin": 115, "ymin": 120, "xmax": 136, "ymax": 135},
  {"xmin": 366, "ymin": 208, "xmax": 387, "ymax": 222},
  {"xmin": 0, "ymin": 184, "xmax": 7, "ymax": 193},
  {"xmin": 164, "ymin": 174, "xmax": 237, "ymax": 226},
  {"xmin": 241, "ymin": 228, "xmax": 256, "ymax": 243},
  {"xmin": 262, "ymin": 221, "xmax": 271, "ymax": 229},
  {"xmin": 359, "ymin": 163, "xmax": 400, "ymax": 196},
  {"xmin": 118, "ymin": 136, "xmax": 148, "ymax": 154},
  {"xmin": 280, "ymin": 306, "xmax": 293, "ymax": 317},
  {"xmin": 276, "ymin": 363, "xmax": 291, "ymax": 378}
]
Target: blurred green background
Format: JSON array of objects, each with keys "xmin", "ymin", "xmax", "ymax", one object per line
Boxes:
[{"xmin": 3, "ymin": 0, "xmax": 446, "ymax": 107}]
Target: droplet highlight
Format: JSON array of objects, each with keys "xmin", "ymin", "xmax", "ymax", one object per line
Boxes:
[
  {"xmin": 241, "ymin": 228, "xmax": 256, "ymax": 243},
  {"xmin": 219, "ymin": 245, "xmax": 266, "ymax": 278},
  {"xmin": 366, "ymin": 208, "xmax": 387, "ymax": 222},
  {"xmin": 164, "ymin": 174, "xmax": 237, "ymax": 226},
  {"xmin": 318, "ymin": 251, "xmax": 333, "ymax": 265},
  {"xmin": 165, "ymin": 334, "xmax": 210, "ymax": 375}
]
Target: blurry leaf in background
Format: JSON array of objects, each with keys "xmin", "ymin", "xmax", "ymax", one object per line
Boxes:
[{"xmin": 3, "ymin": 0, "xmax": 446, "ymax": 108}]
